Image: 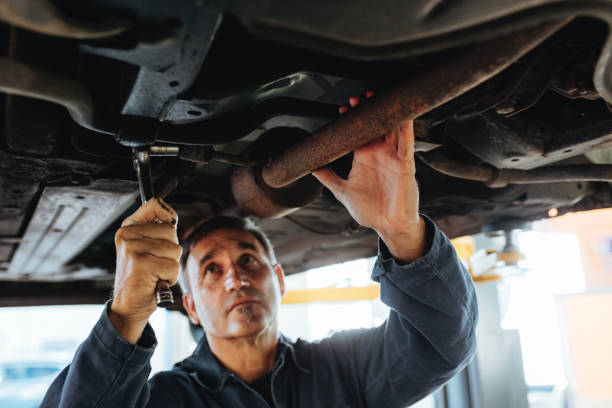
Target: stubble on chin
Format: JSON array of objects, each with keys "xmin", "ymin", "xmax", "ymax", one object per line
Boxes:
[{"xmin": 239, "ymin": 304, "xmax": 255, "ymax": 322}]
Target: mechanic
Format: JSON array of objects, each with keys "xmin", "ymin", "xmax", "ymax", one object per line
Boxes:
[{"xmin": 41, "ymin": 96, "xmax": 478, "ymax": 407}]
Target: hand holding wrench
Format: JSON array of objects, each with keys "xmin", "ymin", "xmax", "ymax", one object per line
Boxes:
[{"xmin": 133, "ymin": 147, "xmax": 174, "ymax": 307}]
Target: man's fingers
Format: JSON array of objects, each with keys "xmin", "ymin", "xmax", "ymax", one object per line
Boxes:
[
  {"xmin": 131, "ymin": 253, "xmax": 180, "ymax": 286},
  {"xmin": 154, "ymin": 259, "xmax": 180, "ymax": 287},
  {"xmin": 385, "ymin": 127, "xmax": 399, "ymax": 151},
  {"xmin": 339, "ymin": 91, "xmax": 373, "ymax": 114},
  {"xmin": 121, "ymin": 237, "xmax": 182, "ymax": 261},
  {"xmin": 397, "ymin": 121, "xmax": 415, "ymax": 159},
  {"xmin": 122, "ymin": 198, "xmax": 178, "ymax": 228},
  {"xmin": 117, "ymin": 223, "xmax": 179, "ymax": 244},
  {"xmin": 312, "ymin": 167, "xmax": 345, "ymax": 201}
]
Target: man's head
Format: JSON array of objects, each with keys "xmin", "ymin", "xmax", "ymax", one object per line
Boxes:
[{"xmin": 179, "ymin": 216, "xmax": 285, "ymax": 340}]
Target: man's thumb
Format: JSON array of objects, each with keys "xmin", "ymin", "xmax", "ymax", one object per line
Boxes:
[
  {"xmin": 312, "ymin": 167, "xmax": 345, "ymax": 200},
  {"xmin": 122, "ymin": 197, "xmax": 178, "ymax": 227}
]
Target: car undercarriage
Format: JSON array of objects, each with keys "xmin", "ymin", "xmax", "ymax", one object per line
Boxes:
[{"xmin": 1, "ymin": 0, "xmax": 611, "ymax": 307}]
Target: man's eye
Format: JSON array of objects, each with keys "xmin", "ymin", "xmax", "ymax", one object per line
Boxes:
[
  {"xmin": 204, "ymin": 264, "xmax": 219, "ymax": 274},
  {"xmin": 241, "ymin": 254, "xmax": 258, "ymax": 266}
]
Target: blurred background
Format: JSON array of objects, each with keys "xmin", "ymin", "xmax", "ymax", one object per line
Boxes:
[{"xmin": 1, "ymin": 207, "xmax": 611, "ymax": 408}]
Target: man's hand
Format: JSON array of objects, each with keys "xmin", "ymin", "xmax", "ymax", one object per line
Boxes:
[
  {"xmin": 312, "ymin": 94, "xmax": 427, "ymax": 262},
  {"xmin": 110, "ymin": 198, "xmax": 181, "ymax": 344}
]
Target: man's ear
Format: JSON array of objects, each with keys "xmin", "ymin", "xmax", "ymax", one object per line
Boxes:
[
  {"xmin": 182, "ymin": 293, "xmax": 200, "ymax": 325},
  {"xmin": 274, "ymin": 264, "xmax": 286, "ymax": 297}
]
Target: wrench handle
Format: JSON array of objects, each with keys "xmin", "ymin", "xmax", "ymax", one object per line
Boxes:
[
  {"xmin": 133, "ymin": 148, "xmax": 175, "ymax": 308},
  {"xmin": 156, "ymin": 280, "xmax": 174, "ymax": 308}
]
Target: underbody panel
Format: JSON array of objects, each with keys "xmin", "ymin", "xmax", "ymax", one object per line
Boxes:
[{"xmin": 1, "ymin": 0, "xmax": 611, "ymax": 306}]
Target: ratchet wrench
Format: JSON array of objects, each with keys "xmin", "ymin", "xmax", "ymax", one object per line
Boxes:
[{"xmin": 133, "ymin": 147, "xmax": 174, "ymax": 308}]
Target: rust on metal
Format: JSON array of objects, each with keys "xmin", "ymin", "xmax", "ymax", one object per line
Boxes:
[
  {"xmin": 261, "ymin": 19, "xmax": 571, "ymax": 189},
  {"xmin": 231, "ymin": 164, "xmax": 323, "ymax": 218},
  {"xmin": 231, "ymin": 166, "xmax": 300, "ymax": 218}
]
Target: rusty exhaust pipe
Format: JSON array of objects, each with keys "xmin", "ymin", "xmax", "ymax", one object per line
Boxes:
[
  {"xmin": 261, "ymin": 19, "xmax": 570, "ymax": 189},
  {"xmin": 232, "ymin": 19, "xmax": 570, "ymax": 218}
]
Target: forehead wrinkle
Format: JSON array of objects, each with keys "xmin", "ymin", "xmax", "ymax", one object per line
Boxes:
[
  {"xmin": 238, "ymin": 241, "xmax": 257, "ymax": 251},
  {"xmin": 191, "ymin": 229, "xmax": 272, "ymax": 267},
  {"xmin": 198, "ymin": 248, "xmax": 218, "ymax": 267}
]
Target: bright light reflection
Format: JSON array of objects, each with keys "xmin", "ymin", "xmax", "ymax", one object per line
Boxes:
[
  {"xmin": 305, "ymin": 257, "xmax": 376, "ymax": 289},
  {"xmin": 281, "ymin": 256, "xmax": 387, "ymax": 343},
  {"xmin": 500, "ymin": 226, "xmax": 584, "ymax": 387}
]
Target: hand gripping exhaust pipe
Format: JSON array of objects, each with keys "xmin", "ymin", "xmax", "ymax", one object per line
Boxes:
[{"xmin": 231, "ymin": 19, "xmax": 571, "ymax": 218}]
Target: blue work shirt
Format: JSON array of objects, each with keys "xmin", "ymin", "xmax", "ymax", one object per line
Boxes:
[{"xmin": 41, "ymin": 217, "xmax": 478, "ymax": 407}]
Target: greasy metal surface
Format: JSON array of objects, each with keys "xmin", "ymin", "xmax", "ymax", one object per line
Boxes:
[
  {"xmin": 7, "ymin": 180, "xmax": 138, "ymax": 276},
  {"xmin": 261, "ymin": 20, "xmax": 569, "ymax": 188},
  {"xmin": 0, "ymin": 0, "xmax": 130, "ymax": 39},
  {"xmin": 230, "ymin": 1, "xmax": 612, "ymax": 109},
  {"xmin": 232, "ymin": 1, "xmax": 595, "ymax": 59},
  {"xmin": 446, "ymin": 116, "xmax": 612, "ymax": 170},
  {"xmin": 0, "ymin": 57, "xmax": 107, "ymax": 134},
  {"xmin": 0, "ymin": 176, "xmax": 39, "ymax": 264},
  {"xmin": 235, "ymin": 0, "xmax": 557, "ymax": 50},
  {"xmin": 117, "ymin": 3, "xmax": 223, "ymax": 119},
  {"xmin": 165, "ymin": 71, "xmax": 367, "ymax": 123},
  {"xmin": 0, "ymin": 147, "xmax": 105, "ymax": 265},
  {"xmin": 495, "ymin": 32, "xmax": 589, "ymax": 117},
  {"xmin": 156, "ymin": 98, "xmax": 338, "ymax": 145}
]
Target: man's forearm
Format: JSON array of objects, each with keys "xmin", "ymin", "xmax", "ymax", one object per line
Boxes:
[
  {"xmin": 377, "ymin": 216, "xmax": 428, "ymax": 263},
  {"xmin": 108, "ymin": 305, "xmax": 149, "ymax": 344}
]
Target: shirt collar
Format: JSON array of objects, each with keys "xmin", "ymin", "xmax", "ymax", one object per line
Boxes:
[
  {"xmin": 179, "ymin": 332, "xmax": 310, "ymax": 392},
  {"xmin": 279, "ymin": 334, "xmax": 311, "ymax": 374},
  {"xmin": 179, "ymin": 335, "xmax": 230, "ymax": 392}
]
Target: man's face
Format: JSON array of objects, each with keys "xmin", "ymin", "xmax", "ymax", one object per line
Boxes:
[{"xmin": 182, "ymin": 229, "xmax": 285, "ymax": 339}]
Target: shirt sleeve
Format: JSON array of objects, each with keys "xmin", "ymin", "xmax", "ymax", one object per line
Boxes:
[
  {"xmin": 309, "ymin": 215, "xmax": 478, "ymax": 407},
  {"xmin": 40, "ymin": 302, "xmax": 157, "ymax": 408}
]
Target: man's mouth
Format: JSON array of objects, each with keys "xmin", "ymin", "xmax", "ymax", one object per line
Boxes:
[{"xmin": 229, "ymin": 297, "xmax": 259, "ymax": 312}]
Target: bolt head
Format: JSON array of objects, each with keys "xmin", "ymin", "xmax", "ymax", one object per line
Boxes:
[{"xmin": 496, "ymin": 105, "xmax": 515, "ymax": 115}]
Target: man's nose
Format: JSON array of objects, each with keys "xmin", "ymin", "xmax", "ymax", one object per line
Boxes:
[{"xmin": 224, "ymin": 266, "xmax": 250, "ymax": 292}]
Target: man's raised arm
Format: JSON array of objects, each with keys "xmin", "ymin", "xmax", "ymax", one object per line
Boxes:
[
  {"xmin": 40, "ymin": 199, "xmax": 182, "ymax": 408},
  {"xmin": 311, "ymin": 114, "xmax": 478, "ymax": 407}
]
